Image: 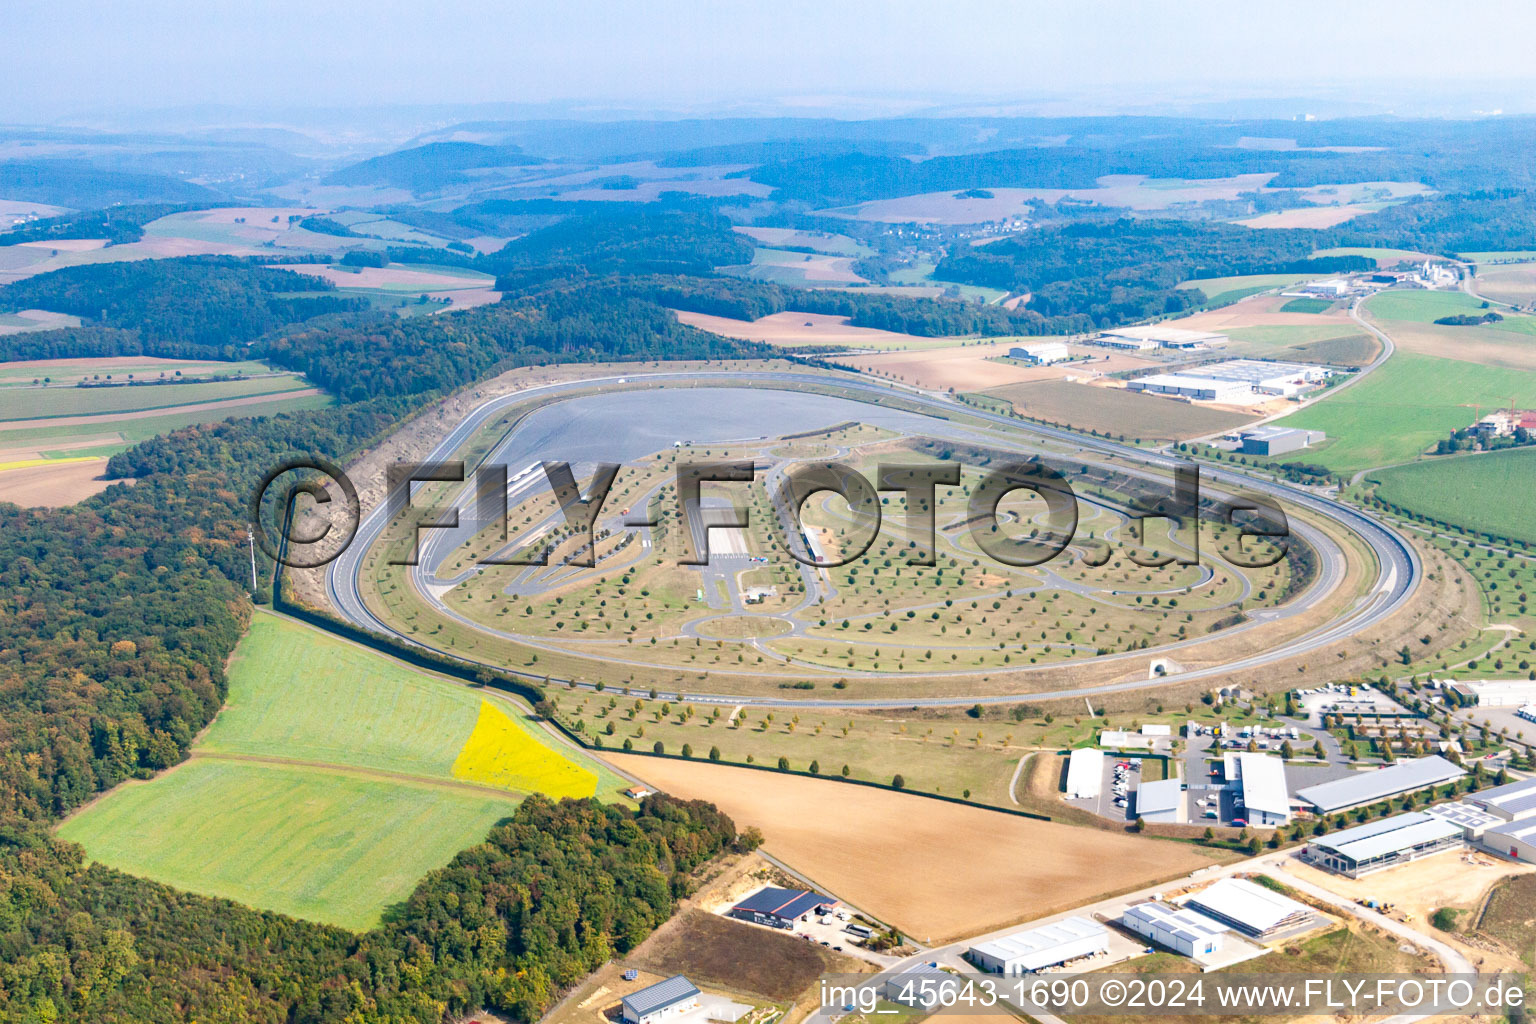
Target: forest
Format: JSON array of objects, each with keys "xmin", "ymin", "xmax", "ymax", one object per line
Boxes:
[
  {"xmin": 0, "ymin": 257, "xmax": 369, "ymax": 355},
  {"xmin": 935, "ymin": 219, "xmax": 1371, "ymax": 324},
  {"xmin": 0, "ymin": 250, "xmax": 778, "ymax": 1023},
  {"xmin": 0, "ymin": 202, "xmax": 211, "ymax": 246}
]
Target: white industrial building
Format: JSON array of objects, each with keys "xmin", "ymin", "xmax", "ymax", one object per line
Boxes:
[
  {"xmin": 1097, "ymin": 326, "xmax": 1230, "ymax": 349},
  {"xmin": 1447, "ymin": 680, "xmax": 1536, "ymax": 707},
  {"xmin": 1425, "ymin": 800, "xmax": 1504, "ymax": 839},
  {"xmin": 621, "ymin": 976, "xmax": 701, "ymax": 1024},
  {"xmin": 1295, "ymin": 755, "xmax": 1466, "ymax": 814},
  {"xmin": 881, "ymin": 962, "xmax": 952, "ymax": 1009},
  {"xmin": 1009, "ymin": 342, "xmax": 1069, "ymax": 365},
  {"xmin": 1126, "ymin": 373, "xmax": 1253, "ymax": 403},
  {"xmin": 1066, "ymin": 748, "xmax": 1104, "ymax": 799},
  {"xmin": 1122, "ymin": 902, "xmax": 1227, "ymax": 958},
  {"xmin": 1465, "ymin": 777, "xmax": 1536, "ymax": 822},
  {"xmin": 1484, "ymin": 819, "xmax": 1536, "ymax": 863},
  {"xmin": 1136, "ymin": 778, "xmax": 1186, "ymax": 824},
  {"xmin": 968, "ymin": 917, "xmax": 1109, "ymax": 974},
  {"xmin": 1238, "ymin": 426, "xmax": 1327, "ymax": 456},
  {"xmin": 1184, "ymin": 878, "xmax": 1310, "ymax": 939},
  {"xmin": 1223, "ymin": 752, "xmax": 1292, "ymax": 826},
  {"xmin": 1305, "ymin": 811, "xmax": 1464, "ymax": 878}
]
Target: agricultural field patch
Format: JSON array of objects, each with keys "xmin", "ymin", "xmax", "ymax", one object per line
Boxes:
[
  {"xmin": 673, "ymin": 309, "xmax": 964, "ymax": 350},
  {"xmin": 0, "ymin": 308, "xmax": 81, "ymax": 335},
  {"xmin": 1278, "ymin": 297, "xmax": 1335, "ymax": 314},
  {"xmin": 1313, "ymin": 245, "xmax": 1439, "ymax": 265},
  {"xmin": 1474, "ymin": 873, "xmax": 1536, "ymax": 966},
  {"xmin": 1362, "ymin": 288, "xmax": 1488, "ymax": 323},
  {"xmin": 719, "ymin": 247, "xmax": 867, "ymax": 286},
  {"xmin": 732, "ymin": 226, "xmax": 871, "ymax": 256},
  {"xmin": 0, "ymin": 372, "xmax": 311, "ymax": 421},
  {"xmin": 58, "ymin": 614, "xmax": 624, "ymax": 929},
  {"xmin": 1176, "ymin": 273, "xmax": 1310, "ymax": 305},
  {"xmin": 56, "ymin": 758, "xmax": 515, "ymax": 931},
  {"xmin": 452, "ymin": 701, "xmax": 599, "ymax": 797},
  {"xmin": 979, "ymin": 379, "xmax": 1255, "ymax": 441},
  {"xmin": 606, "ymin": 756, "xmax": 1217, "ymax": 944},
  {"xmin": 1270, "ymin": 352, "xmax": 1536, "ymax": 472},
  {"xmin": 1221, "ymin": 324, "xmax": 1379, "ymax": 367},
  {"xmin": 1370, "ymin": 449, "xmax": 1536, "ymax": 546},
  {"xmin": 1471, "ymin": 262, "xmax": 1536, "ymax": 306}
]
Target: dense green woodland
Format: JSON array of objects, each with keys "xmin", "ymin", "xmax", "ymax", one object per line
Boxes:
[
  {"xmin": 0, "ymin": 258, "xmax": 368, "ymax": 356},
  {"xmin": 935, "ymin": 220, "xmax": 1372, "ymax": 324},
  {"xmin": 0, "ymin": 254, "xmax": 772, "ymax": 1023}
]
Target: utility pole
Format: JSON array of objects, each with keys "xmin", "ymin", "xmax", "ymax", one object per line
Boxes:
[{"xmin": 246, "ymin": 526, "xmax": 258, "ymax": 595}]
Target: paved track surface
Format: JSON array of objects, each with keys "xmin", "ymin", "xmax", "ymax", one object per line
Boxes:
[{"xmin": 325, "ymin": 370, "xmax": 1419, "ymax": 708}]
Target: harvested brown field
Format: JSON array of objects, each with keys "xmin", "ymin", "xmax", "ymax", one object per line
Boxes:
[
  {"xmin": 16, "ymin": 238, "xmax": 108, "ymax": 252},
  {"xmin": 1175, "ymin": 292, "xmax": 1358, "ymax": 330},
  {"xmin": 1473, "ymin": 263, "xmax": 1536, "ymax": 306},
  {"xmin": 1474, "ymin": 873, "xmax": 1536, "ymax": 966},
  {"xmin": 1381, "ymin": 321, "xmax": 1536, "ymax": 371},
  {"xmin": 606, "ymin": 756, "xmax": 1214, "ymax": 944},
  {"xmin": 629, "ymin": 908, "xmax": 862, "ymax": 1002},
  {"xmin": 0, "ymin": 458, "xmax": 116, "ymax": 506},
  {"xmin": 1237, "ymin": 205, "xmax": 1375, "ymax": 229},
  {"xmin": 979, "ymin": 379, "xmax": 1256, "ymax": 441},
  {"xmin": 284, "ymin": 264, "xmax": 494, "ymax": 291},
  {"xmin": 674, "ymin": 310, "xmax": 940, "ymax": 350},
  {"xmin": 833, "ymin": 174, "xmax": 1279, "ymax": 224},
  {"xmin": 429, "ymin": 287, "xmax": 502, "ymax": 310},
  {"xmin": 844, "ymin": 343, "xmax": 1157, "ymax": 393}
]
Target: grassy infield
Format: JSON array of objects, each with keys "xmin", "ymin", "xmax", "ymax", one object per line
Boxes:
[{"xmin": 59, "ymin": 614, "xmax": 624, "ymax": 930}]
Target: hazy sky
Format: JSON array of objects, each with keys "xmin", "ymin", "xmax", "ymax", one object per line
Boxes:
[{"xmin": 6, "ymin": 0, "xmax": 1536, "ymax": 122}]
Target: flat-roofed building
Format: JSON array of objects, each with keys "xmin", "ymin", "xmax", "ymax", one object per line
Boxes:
[
  {"xmin": 882, "ymin": 962, "xmax": 951, "ymax": 1009},
  {"xmin": 1223, "ymin": 752, "xmax": 1291, "ymax": 826},
  {"xmin": 1009, "ymin": 342, "xmax": 1069, "ymax": 365},
  {"xmin": 1238, "ymin": 426, "xmax": 1326, "ymax": 456},
  {"xmin": 968, "ymin": 917, "xmax": 1109, "ymax": 974},
  {"xmin": 1184, "ymin": 878, "xmax": 1310, "ymax": 939},
  {"xmin": 1447, "ymin": 680, "xmax": 1536, "ymax": 707},
  {"xmin": 1465, "ymin": 777, "xmax": 1536, "ymax": 822},
  {"xmin": 1097, "ymin": 326, "xmax": 1230, "ymax": 349},
  {"xmin": 1484, "ymin": 819, "xmax": 1536, "ymax": 863},
  {"xmin": 1136, "ymin": 778, "xmax": 1186, "ymax": 824},
  {"xmin": 1126, "ymin": 373, "xmax": 1253, "ymax": 403},
  {"xmin": 1066, "ymin": 748, "xmax": 1104, "ymax": 799},
  {"xmin": 1122, "ymin": 902, "xmax": 1227, "ymax": 958},
  {"xmin": 1295, "ymin": 756, "xmax": 1466, "ymax": 814},
  {"xmin": 1425, "ymin": 800, "xmax": 1504, "ymax": 839},
  {"xmin": 1305, "ymin": 811, "xmax": 1463, "ymax": 878}
]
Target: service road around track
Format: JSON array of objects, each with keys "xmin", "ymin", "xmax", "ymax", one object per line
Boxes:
[{"xmin": 323, "ymin": 370, "xmax": 1419, "ymax": 709}]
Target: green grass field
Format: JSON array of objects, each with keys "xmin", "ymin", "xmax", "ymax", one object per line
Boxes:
[
  {"xmin": 1279, "ymin": 297, "xmax": 1335, "ymax": 314},
  {"xmin": 0, "ymin": 358, "xmax": 274, "ymax": 388},
  {"xmin": 58, "ymin": 614, "xmax": 625, "ymax": 930},
  {"xmin": 1269, "ymin": 352, "xmax": 1536, "ymax": 472},
  {"xmin": 1363, "ymin": 288, "xmax": 1490, "ymax": 323},
  {"xmin": 1313, "ymin": 246, "xmax": 1432, "ymax": 264},
  {"xmin": 0, "ymin": 392, "xmax": 334, "ymax": 451},
  {"xmin": 57, "ymin": 759, "xmax": 514, "ymax": 930},
  {"xmin": 1370, "ymin": 449, "xmax": 1536, "ymax": 545},
  {"xmin": 0, "ymin": 374, "xmax": 311, "ymax": 421},
  {"xmin": 1176, "ymin": 273, "xmax": 1308, "ymax": 305},
  {"xmin": 1462, "ymin": 251, "xmax": 1536, "ymax": 264}
]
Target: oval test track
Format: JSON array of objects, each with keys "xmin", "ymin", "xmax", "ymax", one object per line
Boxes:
[{"xmin": 325, "ymin": 370, "xmax": 1419, "ymax": 709}]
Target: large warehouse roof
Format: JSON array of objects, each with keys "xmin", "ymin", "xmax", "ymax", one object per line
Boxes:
[
  {"xmin": 1231, "ymin": 752, "xmax": 1289, "ymax": 818},
  {"xmin": 969, "ymin": 916, "xmax": 1106, "ymax": 969},
  {"xmin": 1136, "ymin": 778, "xmax": 1183, "ymax": 817},
  {"xmin": 1308, "ymin": 812, "xmax": 1462, "ymax": 862},
  {"xmin": 1066, "ymin": 748, "xmax": 1103, "ymax": 799},
  {"xmin": 1185, "ymin": 878, "xmax": 1309, "ymax": 936},
  {"xmin": 1100, "ymin": 326, "xmax": 1227, "ymax": 344},
  {"xmin": 1468, "ymin": 777, "xmax": 1536, "ymax": 820},
  {"xmin": 1295, "ymin": 756, "xmax": 1465, "ymax": 813},
  {"xmin": 1486, "ymin": 819, "xmax": 1536, "ymax": 846}
]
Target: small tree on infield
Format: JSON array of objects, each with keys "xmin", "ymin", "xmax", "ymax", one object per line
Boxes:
[
  {"xmin": 891, "ymin": 773, "xmax": 905, "ymax": 789},
  {"xmin": 778, "ymin": 756, "xmax": 790, "ymax": 771},
  {"xmin": 809, "ymin": 759, "xmax": 820, "ymax": 774},
  {"xmin": 709, "ymin": 745, "xmax": 721, "ymax": 762},
  {"xmin": 653, "ymin": 740, "xmax": 664, "ymax": 754}
]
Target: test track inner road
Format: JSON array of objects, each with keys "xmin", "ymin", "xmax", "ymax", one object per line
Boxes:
[{"xmin": 323, "ymin": 370, "xmax": 1420, "ymax": 709}]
